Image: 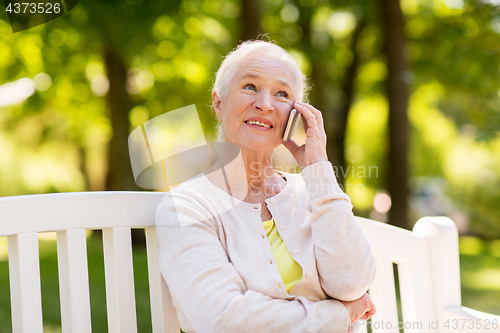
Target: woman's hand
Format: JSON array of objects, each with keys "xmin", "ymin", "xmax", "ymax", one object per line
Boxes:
[
  {"xmin": 283, "ymin": 101, "xmax": 328, "ymax": 169},
  {"xmin": 339, "ymin": 293, "xmax": 377, "ymax": 324}
]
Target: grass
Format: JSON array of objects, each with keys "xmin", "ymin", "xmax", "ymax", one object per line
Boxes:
[
  {"xmin": 459, "ymin": 237, "xmax": 500, "ymax": 316},
  {"xmin": 0, "ymin": 235, "xmax": 499, "ymax": 332}
]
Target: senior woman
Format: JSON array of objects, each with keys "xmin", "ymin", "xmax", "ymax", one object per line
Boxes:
[{"xmin": 156, "ymin": 40, "xmax": 376, "ymax": 333}]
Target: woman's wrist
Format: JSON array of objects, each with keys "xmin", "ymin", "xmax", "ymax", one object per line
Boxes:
[{"xmin": 301, "ymin": 156, "xmax": 328, "ymax": 169}]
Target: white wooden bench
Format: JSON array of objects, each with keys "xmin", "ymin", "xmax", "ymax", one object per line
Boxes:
[{"xmin": 1, "ymin": 191, "xmax": 499, "ymax": 333}]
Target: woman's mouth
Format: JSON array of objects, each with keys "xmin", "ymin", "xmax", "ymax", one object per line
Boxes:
[{"xmin": 244, "ymin": 120, "xmax": 273, "ymax": 128}]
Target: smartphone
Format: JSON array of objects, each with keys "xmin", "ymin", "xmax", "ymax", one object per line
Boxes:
[{"xmin": 282, "ymin": 108, "xmax": 300, "ymax": 144}]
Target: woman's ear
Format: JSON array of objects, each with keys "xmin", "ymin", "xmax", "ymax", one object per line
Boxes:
[{"xmin": 212, "ymin": 91, "xmax": 223, "ymax": 122}]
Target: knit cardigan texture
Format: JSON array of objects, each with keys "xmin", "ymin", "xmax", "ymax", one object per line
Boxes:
[{"xmin": 156, "ymin": 161, "xmax": 377, "ymax": 333}]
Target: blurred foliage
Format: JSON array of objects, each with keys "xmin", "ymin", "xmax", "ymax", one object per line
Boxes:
[{"xmin": 0, "ymin": 1, "xmax": 499, "ymax": 227}]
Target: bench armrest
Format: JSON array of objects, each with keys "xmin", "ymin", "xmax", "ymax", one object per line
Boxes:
[{"xmin": 442, "ymin": 306, "xmax": 500, "ymax": 332}]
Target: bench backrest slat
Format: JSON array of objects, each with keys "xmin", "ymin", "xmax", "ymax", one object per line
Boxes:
[
  {"xmin": 102, "ymin": 227, "xmax": 138, "ymax": 333},
  {"xmin": 8, "ymin": 233, "xmax": 44, "ymax": 333},
  {"xmin": 369, "ymin": 252, "xmax": 400, "ymax": 333},
  {"xmin": 398, "ymin": 257, "xmax": 436, "ymax": 333},
  {"xmin": 56, "ymin": 229, "xmax": 92, "ymax": 333}
]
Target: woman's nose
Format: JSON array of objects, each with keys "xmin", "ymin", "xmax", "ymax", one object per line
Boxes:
[{"xmin": 253, "ymin": 91, "xmax": 274, "ymax": 112}]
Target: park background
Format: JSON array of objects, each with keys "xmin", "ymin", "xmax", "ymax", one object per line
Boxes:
[{"xmin": 0, "ymin": 0, "xmax": 499, "ymax": 331}]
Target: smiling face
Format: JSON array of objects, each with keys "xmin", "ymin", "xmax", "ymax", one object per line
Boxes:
[{"xmin": 212, "ymin": 54, "xmax": 297, "ymax": 152}]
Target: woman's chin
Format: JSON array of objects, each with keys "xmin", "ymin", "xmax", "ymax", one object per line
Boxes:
[
  {"xmin": 228, "ymin": 133, "xmax": 280, "ymax": 152},
  {"xmin": 241, "ymin": 139, "xmax": 279, "ymax": 152}
]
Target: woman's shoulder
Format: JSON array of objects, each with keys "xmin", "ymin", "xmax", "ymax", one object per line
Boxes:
[
  {"xmin": 156, "ymin": 174, "xmax": 212, "ymax": 218},
  {"xmin": 160, "ymin": 172, "xmax": 217, "ymax": 203},
  {"xmin": 168, "ymin": 172, "xmax": 209, "ymax": 196},
  {"xmin": 155, "ymin": 172, "xmax": 237, "ymax": 227}
]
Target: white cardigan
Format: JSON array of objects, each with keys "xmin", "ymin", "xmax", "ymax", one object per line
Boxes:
[{"xmin": 156, "ymin": 161, "xmax": 376, "ymax": 333}]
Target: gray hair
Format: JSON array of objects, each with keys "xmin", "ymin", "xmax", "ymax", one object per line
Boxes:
[{"xmin": 211, "ymin": 40, "xmax": 310, "ymax": 142}]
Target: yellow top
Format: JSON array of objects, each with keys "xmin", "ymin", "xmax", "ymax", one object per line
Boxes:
[{"xmin": 263, "ymin": 217, "xmax": 302, "ymax": 293}]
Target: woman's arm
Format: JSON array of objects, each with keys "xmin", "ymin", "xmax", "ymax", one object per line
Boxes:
[
  {"xmin": 284, "ymin": 101, "xmax": 376, "ymax": 302},
  {"xmin": 156, "ymin": 192, "xmax": 352, "ymax": 333},
  {"xmin": 301, "ymin": 160, "xmax": 376, "ymax": 301}
]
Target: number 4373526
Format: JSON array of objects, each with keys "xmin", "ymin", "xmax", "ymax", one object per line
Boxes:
[{"xmin": 6, "ymin": 2, "xmax": 62, "ymax": 14}]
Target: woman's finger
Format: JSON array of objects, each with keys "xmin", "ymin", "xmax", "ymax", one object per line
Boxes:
[
  {"xmin": 366, "ymin": 304, "xmax": 377, "ymax": 317},
  {"xmin": 293, "ymin": 102, "xmax": 319, "ymax": 134},
  {"xmin": 298, "ymin": 102, "xmax": 325, "ymax": 134},
  {"xmin": 293, "ymin": 102, "xmax": 313, "ymax": 124},
  {"xmin": 309, "ymin": 104, "xmax": 325, "ymax": 130},
  {"xmin": 295, "ymin": 104, "xmax": 326, "ymax": 143},
  {"xmin": 361, "ymin": 299, "xmax": 376, "ymax": 320},
  {"xmin": 286, "ymin": 101, "xmax": 329, "ymax": 168},
  {"xmin": 295, "ymin": 103, "xmax": 327, "ymax": 147}
]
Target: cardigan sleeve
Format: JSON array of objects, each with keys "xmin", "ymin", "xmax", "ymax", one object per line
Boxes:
[
  {"xmin": 156, "ymin": 191, "xmax": 352, "ymax": 333},
  {"xmin": 300, "ymin": 161, "xmax": 377, "ymax": 302}
]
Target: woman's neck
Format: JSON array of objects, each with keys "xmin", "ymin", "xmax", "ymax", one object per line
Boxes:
[
  {"xmin": 240, "ymin": 147, "xmax": 286, "ymax": 203},
  {"xmin": 205, "ymin": 143, "xmax": 286, "ymax": 203}
]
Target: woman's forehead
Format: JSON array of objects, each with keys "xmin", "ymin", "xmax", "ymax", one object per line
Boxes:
[{"xmin": 235, "ymin": 55, "xmax": 297, "ymax": 87}]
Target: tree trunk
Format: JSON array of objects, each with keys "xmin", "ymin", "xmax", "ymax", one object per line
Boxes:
[
  {"xmin": 241, "ymin": 0, "xmax": 263, "ymax": 41},
  {"xmin": 104, "ymin": 46, "xmax": 137, "ymax": 192},
  {"xmin": 104, "ymin": 45, "xmax": 145, "ymax": 245},
  {"xmin": 78, "ymin": 145, "xmax": 90, "ymax": 191},
  {"xmin": 380, "ymin": 0, "xmax": 410, "ymax": 229},
  {"xmin": 326, "ymin": 19, "xmax": 366, "ymax": 188}
]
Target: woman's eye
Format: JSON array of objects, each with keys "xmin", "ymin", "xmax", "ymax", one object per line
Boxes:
[
  {"xmin": 278, "ymin": 91, "xmax": 288, "ymax": 98},
  {"xmin": 244, "ymin": 84, "xmax": 256, "ymax": 91}
]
